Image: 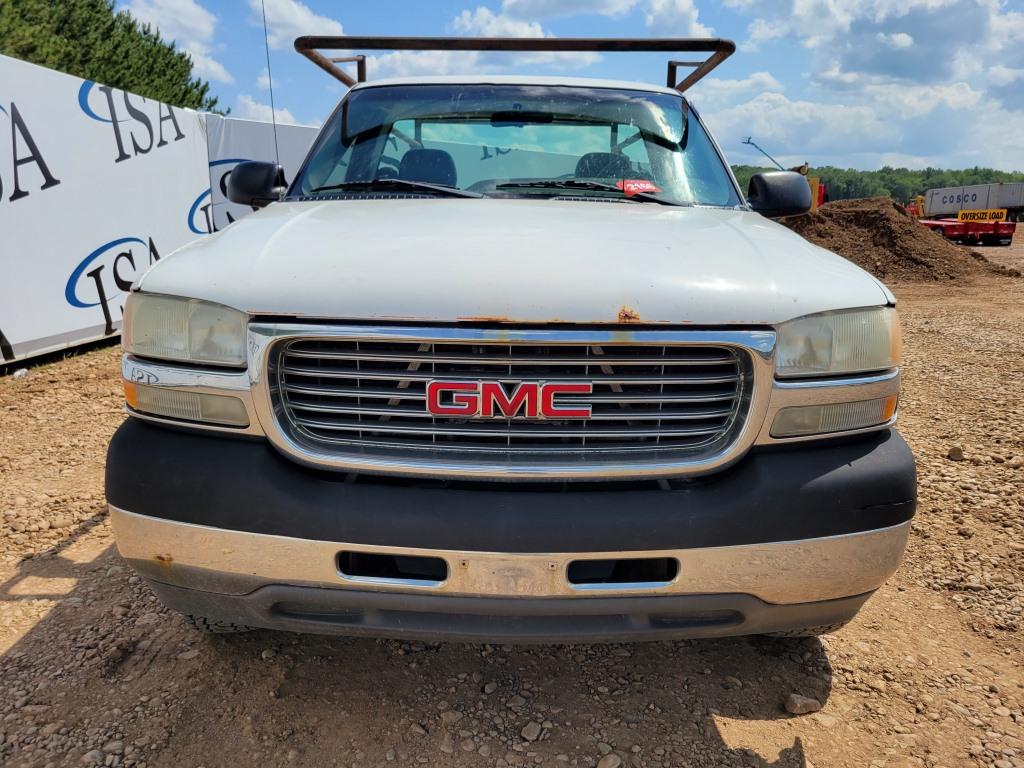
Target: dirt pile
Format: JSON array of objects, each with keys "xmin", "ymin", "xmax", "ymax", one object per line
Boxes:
[{"xmin": 783, "ymin": 196, "xmax": 1018, "ymax": 282}]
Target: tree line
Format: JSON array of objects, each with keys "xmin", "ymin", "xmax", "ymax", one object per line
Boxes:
[
  {"xmin": 0, "ymin": 0, "xmax": 221, "ymax": 112},
  {"xmin": 732, "ymin": 165, "xmax": 1024, "ymax": 203}
]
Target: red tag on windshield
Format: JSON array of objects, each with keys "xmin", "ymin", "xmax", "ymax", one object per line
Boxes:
[{"xmin": 616, "ymin": 179, "xmax": 661, "ymax": 196}]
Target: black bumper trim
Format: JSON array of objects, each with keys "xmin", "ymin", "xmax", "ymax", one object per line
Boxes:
[
  {"xmin": 148, "ymin": 579, "xmax": 873, "ymax": 643},
  {"xmin": 105, "ymin": 419, "xmax": 916, "ymax": 553}
]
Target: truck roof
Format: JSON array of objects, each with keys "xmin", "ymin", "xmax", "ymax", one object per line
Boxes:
[{"xmin": 348, "ymin": 74, "xmax": 685, "ymax": 98}]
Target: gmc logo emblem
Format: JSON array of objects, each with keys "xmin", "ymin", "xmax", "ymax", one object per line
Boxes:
[{"xmin": 426, "ymin": 381, "xmax": 593, "ymax": 419}]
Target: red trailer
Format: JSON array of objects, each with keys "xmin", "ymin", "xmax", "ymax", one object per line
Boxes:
[{"xmin": 918, "ymin": 218, "xmax": 1015, "ymax": 246}]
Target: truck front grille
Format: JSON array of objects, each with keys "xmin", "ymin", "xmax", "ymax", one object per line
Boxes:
[{"xmin": 269, "ymin": 332, "xmax": 753, "ymax": 467}]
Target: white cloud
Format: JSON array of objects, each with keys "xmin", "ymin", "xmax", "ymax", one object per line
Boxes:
[
  {"xmin": 876, "ymin": 31, "xmax": 914, "ymax": 48},
  {"xmin": 860, "ymin": 81, "xmax": 982, "ymax": 115},
  {"xmin": 697, "ymin": 75, "xmax": 1022, "ymax": 171},
  {"xmin": 368, "ymin": 50, "xmax": 489, "ymax": 80},
  {"xmin": 876, "ymin": 152, "xmax": 935, "ymax": 169},
  {"xmin": 369, "ymin": 7, "xmax": 600, "ymax": 79},
  {"xmin": 740, "ymin": 17, "xmax": 787, "ymax": 51},
  {"xmin": 714, "ymin": 0, "xmax": 1024, "ymax": 170},
  {"xmin": 454, "ymin": 6, "xmax": 545, "ymax": 36},
  {"xmin": 726, "ymin": 0, "xmax": 958, "ymax": 51},
  {"xmin": 235, "ymin": 94, "xmax": 299, "ymax": 124},
  {"xmin": 989, "ymin": 7, "xmax": 1024, "ymax": 54},
  {"xmin": 257, "ymin": 67, "xmax": 271, "ymax": 90},
  {"xmin": 989, "ymin": 64, "xmax": 1024, "ymax": 86},
  {"xmin": 701, "ymin": 71, "xmax": 784, "ymax": 94},
  {"xmin": 500, "ymin": 0, "xmax": 640, "ymax": 18},
  {"xmin": 815, "ymin": 63, "xmax": 868, "ymax": 85},
  {"xmin": 454, "ymin": 7, "xmax": 600, "ymax": 67},
  {"xmin": 690, "ymin": 71, "xmax": 784, "ymax": 110},
  {"xmin": 184, "ymin": 48, "xmax": 233, "ymax": 84},
  {"xmin": 703, "ymin": 91, "xmax": 897, "ymax": 168},
  {"xmin": 248, "ymin": 0, "xmax": 343, "ymax": 50},
  {"xmin": 124, "ymin": 0, "xmax": 214, "ymax": 45},
  {"xmin": 645, "ymin": 0, "xmax": 713, "ymax": 36},
  {"xmin": 122, "ymin": 0, "xmax": 233, "ymax": 83}
]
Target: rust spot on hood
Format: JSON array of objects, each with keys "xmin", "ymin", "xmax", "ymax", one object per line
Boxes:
[{"xmin": 617, "ymin": 305, "xmax": 642, "ymax": 323}]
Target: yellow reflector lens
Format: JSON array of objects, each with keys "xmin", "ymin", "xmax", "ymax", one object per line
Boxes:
[
  {"xmin": 770, "ymin": 396, "xmax": 898, "ymax": 438},
  {"xmin": 129, "ymin": 384, "xmax": 249, "ymax": 427},
  {"xmin": 123, "ymin": 381, "xmax": 138, "ymax": 409}
]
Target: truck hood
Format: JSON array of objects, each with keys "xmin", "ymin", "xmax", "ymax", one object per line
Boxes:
[{"xmin": 139, "ymin": 199, "xmax": 890, "ymax": 325}]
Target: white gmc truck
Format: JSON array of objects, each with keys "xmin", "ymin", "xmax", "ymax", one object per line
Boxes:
[{"xmin": 105, "ymin": 37, "xmax": 915, "ymax": 641}]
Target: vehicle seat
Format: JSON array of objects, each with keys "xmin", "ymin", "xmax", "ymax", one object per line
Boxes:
[
  {"xmin": 575, "ymin": 152, "xmax": 632, "ymax": 179},
  {"xmin": 398, "ymin": 149, "xmax": 457, "ymax": 187}
]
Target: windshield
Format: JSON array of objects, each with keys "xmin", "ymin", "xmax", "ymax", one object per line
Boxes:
[{"xmin": 291, "ymin": 84, "xmax": 741, "ymax": 207}]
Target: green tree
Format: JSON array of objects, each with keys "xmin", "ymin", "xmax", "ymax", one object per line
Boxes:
[
  {"xmin": 731, "ymin": 164, "xmax": 1024, "ymax": 203},
  {"xmin": 0, "ymin": 0, "xmax": 222, "ymax": 112}
]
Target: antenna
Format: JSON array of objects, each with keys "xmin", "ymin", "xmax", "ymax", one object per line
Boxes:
[
  {"xmin": 260, "ymin": 0, "xmax": 281, "ymax": 167},
  {"xmin": 741, "ymin": 136, "xmax": 784, "ymax": 171}
]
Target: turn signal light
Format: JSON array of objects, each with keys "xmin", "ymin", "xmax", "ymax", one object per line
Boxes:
[
  {"xmin": 124, "ymin": 382, "xmax": 249, "ymax": 427},
  {"xmin": 770, "ymin": 395, "xmax": 898, "ymax": 438}
]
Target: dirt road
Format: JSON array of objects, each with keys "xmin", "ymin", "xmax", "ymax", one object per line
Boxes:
[{"xmin": 1, "ymin": 262, "xmax": 1022, "ymax": 767}]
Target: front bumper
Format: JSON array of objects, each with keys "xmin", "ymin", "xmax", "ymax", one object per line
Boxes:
[{"xmin": 106, "ymin": 420, "xmax": 916, "ymax": 640}]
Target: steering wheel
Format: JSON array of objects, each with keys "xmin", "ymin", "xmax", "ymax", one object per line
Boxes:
[{"xmin": 379, "ymin": 155, "xmax": 402, "ymax": 174}]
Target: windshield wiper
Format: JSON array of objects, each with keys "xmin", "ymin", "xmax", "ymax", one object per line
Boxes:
[
  {"xmin": 307, "ymin": 178, "xmax": 482, "ymax": 198},
  {"xmin": 495, "ymin": 179, "xmax": 689, "ymax": 206}
]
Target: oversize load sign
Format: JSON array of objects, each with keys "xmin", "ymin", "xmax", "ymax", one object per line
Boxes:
[{"xmin": 957, "ymin": 209, "xmax": 1007, "ymax": 222}]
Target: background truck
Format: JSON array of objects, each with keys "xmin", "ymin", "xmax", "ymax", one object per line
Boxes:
[
  {"xmin": 906, "ymin": 182, "xmax": 1021, "ymax": 246},
  {"xmin": 923, "ymin": 182, "xmax": 1024, "ymax": 220}
]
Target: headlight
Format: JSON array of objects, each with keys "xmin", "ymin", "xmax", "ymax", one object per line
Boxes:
[
  {"xmin": 123, "ymin": 293, "xmax": 247, "ymax": 367},
  {"xmin": 776, "ymin": 307, "xmax": 900, "ymax": 378}
]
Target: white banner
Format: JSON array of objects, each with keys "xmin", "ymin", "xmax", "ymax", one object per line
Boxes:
[{"xmin": 0, "ymin": 54, "xmax": 317, "ymax": 364}]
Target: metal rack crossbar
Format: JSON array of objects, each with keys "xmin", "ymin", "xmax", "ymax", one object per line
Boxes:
[{"xmin": 294, "ymin": 36, "xmax": 735, "ymax": 93}]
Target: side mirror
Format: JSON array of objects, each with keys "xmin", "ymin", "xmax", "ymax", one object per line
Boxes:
[
  {"xmin": 746, "ymin": 171, "xmax": 811, "ymax": 218},
  {"xmin": 227, "ymin": 161, "xmax": 287, "ymax": 208}
]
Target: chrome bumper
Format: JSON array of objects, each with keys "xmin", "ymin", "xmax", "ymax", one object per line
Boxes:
[{"xmin": 110, "ymin": 506, "xmax": 910, "ymax": 606}]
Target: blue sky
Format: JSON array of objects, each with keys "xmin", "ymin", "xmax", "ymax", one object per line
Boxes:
[{"xmin": 118, "ymin": 0, "xmax": 1024, "ymax": 170}]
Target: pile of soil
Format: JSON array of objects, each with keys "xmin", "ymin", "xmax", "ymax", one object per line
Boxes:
[{"xmin": 783, "ymin": 196, "xmax": 1019, "ymax": 282}]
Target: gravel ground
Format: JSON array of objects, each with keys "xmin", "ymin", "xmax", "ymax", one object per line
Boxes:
[{"xmin": 1, "ymin": 245, "xmax": 1023, "ymax": 767}]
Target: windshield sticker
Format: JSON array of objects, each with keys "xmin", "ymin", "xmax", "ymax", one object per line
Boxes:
[{"xmin": 616, "ymin": 179, "xmax": 661, "ymax": 196}]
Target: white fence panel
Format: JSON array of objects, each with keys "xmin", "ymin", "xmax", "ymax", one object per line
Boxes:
[{"xmin": 0, "ymin": 54, "xmax": 318, "ymax": 364}]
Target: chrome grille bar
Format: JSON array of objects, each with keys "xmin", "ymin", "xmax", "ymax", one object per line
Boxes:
[
  {"xmin": 286, "ymin": 400, "xmax": 735, "ymax": 420},
  {"xmin": 284, "ymin": 349, "xmax": 739, "ymax": 365},
  {"xmin": 280, "ymin": 364, "xmax": 740, "ymax": 385},
  {"xmin": 289, "ymin": 416, "xmax": 727, "ymax": 438}
]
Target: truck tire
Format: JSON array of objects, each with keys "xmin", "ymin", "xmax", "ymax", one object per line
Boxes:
[{"xmin": 182, "ymin": 614, "xmax": 254, "ymax": 634}]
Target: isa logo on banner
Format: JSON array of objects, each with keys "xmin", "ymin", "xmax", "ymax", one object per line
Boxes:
[
  {"xmin": 65, "ymin": 236, "xmax": 162, "ymax": 335},
  {"xmin": 78, "ymin": 80, "xmax": 188, "ymax": 164}
]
